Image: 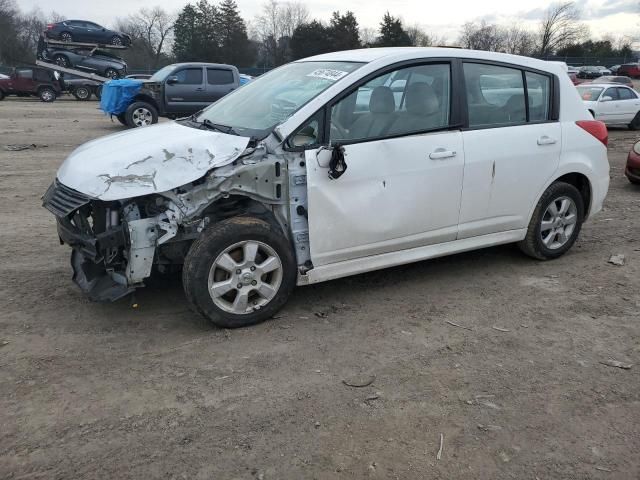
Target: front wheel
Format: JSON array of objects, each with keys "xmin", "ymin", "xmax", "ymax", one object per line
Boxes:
[
  {"xmin": 104, "ymin": 68, "xmax": 119, "ymax": 79},
  {"xmin": 110, "ymin": 35, "xmax": 123, "ymax": 46},
  {"xmin": 124, "ymin": 101, "xmax": 158, "ymax": 127},
  {"xmin": 182, "ymin": 217, "xmax": 297, "ymax": 329},
  {"xmin": 518, "ymin": 182, "xmax": 584, "ymax": 260}
]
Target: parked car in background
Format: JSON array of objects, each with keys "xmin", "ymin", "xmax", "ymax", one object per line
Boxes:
[
  {"xmin": 0, "ymin": 66, "xmax": 62, "ymax": 102},
  {"xmin": 43, "ymin": 47, "xmax": 127, "ymax": 79},
  {"xmin": 0, "ymin": 73, "xmax": 8, "ymax": 79},
  {"xmin": 126, "ymin": 74, "xmax": 152, "ymax": 80},
  {"xmin": 625, "ymin": 141, "xmax": 640, "ymax": 184},
  {"xmin": 45, "ymin": 20, "xmax": 131, "ymax": 46},
  {"xmin": 567, "ymin": 66, "xmax": 580, "ymax": 74},
  {"xmin": 593, "ymin": 75, "xmax": 634, "ymax": 88},
  {"xmin": 596, "ymin": 66, "xmax": 612, "ymax": 75},
  {"xmin": 577, "ymin": 66, "xmax": 603, "ymax": 79},
  {"xmin": 577, "ymin": 83, "xmax": 640, "ymax": 129},
  {"xmin": 239, "ymin": 73, "xmax": 253, "ymax": 86},
  {"xmin": 568, "ymin": 72, "xmax": 580, "ymax": 85},
  {"xmin": 43, "ymin": 48, "xmax": 610, "ymax": 328},
  {"xmin": 62, "ymin": 74, "xmax": 100, "ymax": 100},
  {"xmin": 102, "ymin": 62, "xmax": 240, "ymax": 127},
  {"xmin": 609, "ymin": 65, "xmax": 621, "ymax": 74},
  {"xmin": 618, "ymin": 63, "xmax": 640, "ymax": 78}
]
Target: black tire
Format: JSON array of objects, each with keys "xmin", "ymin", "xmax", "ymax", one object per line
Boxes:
[
  {"xmin": 73, "ymin": 86, "xmax": 91, "ymax": 101},
  {"xmin": 518, "ymin": 182, "xmax": 584, "ymax": 260},
  {"xmin": 110, "ymin": 35, "xmax": 123, "ymax": 46},
  {"xmin": 116, "ymin": 113, "xmax": 127, "ymax": 125},
  {"xmin": 628, "ymin": 112, "xmax": 640, "ymax": 131},
  {"xmin": 0, "ymin": 90, "xmax": 4, "ymax": 101},
  {"xmin": 628, "ymin": 176, "xmax": 640, "ymax": 185},
  {"xmin": 124, "ymin": 101, "xmax": 158, "ymax": 128},
  {"xmin": 60, "ymin": 31, "xmax": 73, "ymax": 42},
  {"xmin": 38, "ymin": 87, "xmax": 56, "ymax": 103},
  {"xmin": 53, "ymin": 54, "xmax": 70, "ymax": 68},
  {"xmin": 94, "ymin": 85, "xmax": 102, "ymax": 100},
  {"xmin": 182, "ymin": 217, "xmax": 297, "ymax": 329},
  {"xmin": 104, "ymin": 68, "xmax": 119, "ymax": 79}
]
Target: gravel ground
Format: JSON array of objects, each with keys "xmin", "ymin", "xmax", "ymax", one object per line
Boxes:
[{"xmin": 0, "ymin": 96, "xmax": 639, "ymax": 479}]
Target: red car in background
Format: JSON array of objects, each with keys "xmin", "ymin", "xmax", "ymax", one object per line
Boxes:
[
  {"xmin": 626, "ymin": 141, "xmax": 640, "ymax": 185},
  {"xmin": 618, "ymin": 63, "xmax": 640, "ymax": 79},
  {"xmin": 0, "ymin": 66, "xmax": 62, "ymax": 102}
]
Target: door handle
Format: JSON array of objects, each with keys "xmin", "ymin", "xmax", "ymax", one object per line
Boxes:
[
  {"xmin": 537, "ymin": 136, "xmax": 557, "ymax": 146},
  {"xmin": 429, "ymin": 149, "xmax": 456, "ymax": 160},
  {"xmin": 195, "ymin": 87, "xmax": 204, "ymax": 91}
]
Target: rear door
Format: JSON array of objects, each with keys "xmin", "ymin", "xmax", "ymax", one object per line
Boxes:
[
  {"xmin": 206, "ymin": 67, "xmax": 237, "ymax": 103},
  {"xmin": 164, "ymin": 66, "xmax": 206, "ymax": 114},
  {"xmin": 459, "ymin": 62, "xmax": 561, "ymax": 238},
  {"xmin": 12, "ymin": 68, "xmax": 36, "ymax": 93},
  {"xmin": 615, "ymin": 87, "xmax": 640, "ymax": 121},
  {"xmin": 67, "ymin": 21, "xmax": 89, "ymax": 42}
]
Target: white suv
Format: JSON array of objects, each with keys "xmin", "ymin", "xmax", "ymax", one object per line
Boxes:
[{"xmin": 43, "ymin": 48, "xmax": 610, "ymax": 328}]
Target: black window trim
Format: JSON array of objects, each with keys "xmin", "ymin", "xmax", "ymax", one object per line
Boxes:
[
  {"xmin": 206, "ymin": 67, "xmax": 235, "ymax": 86},
  {"xmin": 172, "ymin": 66, "xmax": 204, "ymax": 85},
  {"xmin": 460, "ymin": 58, "xmax": 560, "ymax": 131}
]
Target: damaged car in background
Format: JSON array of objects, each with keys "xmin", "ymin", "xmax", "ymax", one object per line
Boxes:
[{"xmin": 43, "ymin": 48, "xmax": 610, "ymax": 328}]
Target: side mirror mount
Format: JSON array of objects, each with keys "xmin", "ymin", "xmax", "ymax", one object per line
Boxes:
[
  {"xmin": 600, "ymin": 96, "xmax": 613, "ymax": 102},
  {"xmin": 166, "ymin": 76, "xmax": 178, "ymax": 85}
]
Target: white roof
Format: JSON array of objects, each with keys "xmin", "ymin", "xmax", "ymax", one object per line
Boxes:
[
  {"xmin": 299, "ymin": 47, "xmax": 561, "ymax": 73},
  {"xmin": 580, "ymin": 83, "xmax": 633, "ymax": 88}
]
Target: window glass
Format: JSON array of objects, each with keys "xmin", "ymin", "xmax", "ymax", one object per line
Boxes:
[
  {"xmin": 525, "ymin": 71, "xmax": 550, "ymax": 122},
  {"xmin": 577, "ymin": 86, "xmax": 603, "ymax": 101},
  {"xmin": 16, "ymin": 69, "xmax": 33, "ymax": 79},
  {"xmin": 617, "ymin": 87, "xmax": 636, "ymax": 100},
  {"xmin": 174, "ymin": 68, "xmax": 203, "ymax": 85},
  {"xmin": 330, "ymin": 63, "xmax": 450, "ymax": 142},
  {"xmin": 288, "ymin": 112, "xmax": 322, "ymax": 148},
  {"xmin": 207, "ymin": 68, "xmax": 234, "ymax": 85},
  {"xmin": 464, "ymin": 63, "xmax": 525, "ymax": 127},
  {"xmin": 603, "ymin": 88, "xmax": 619, "ymax": 100}
]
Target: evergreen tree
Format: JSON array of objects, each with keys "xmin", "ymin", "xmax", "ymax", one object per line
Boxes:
[
  {"xmin": 290, "ymin": 20, "xmax": 331, "ymax": 60},
  {"xmin": 173, "ymin": 4, "xmax": 201, "ymax": 61},
  {"xmin": 377, "ymin": 12, "xmax": 411, "ymax": 47},
  {"xmin": 328, "ymin": 11, "xmax": 361, "ymax": 51},
  {"xmin": 218, "ymin": 0, "xmax": 254, "ymax": 66}
]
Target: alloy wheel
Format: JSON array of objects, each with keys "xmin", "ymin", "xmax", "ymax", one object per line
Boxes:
[
  {"xmin": 131, "ymin": 107, "xmax": 153, "ymax": 126},
  {"xmin": 540, "ymin": 196, "xmax": 578, "ymax": 250},
  {"xmin": 207, "ymin": 241, "xmax": 283, "ymax": 315}
]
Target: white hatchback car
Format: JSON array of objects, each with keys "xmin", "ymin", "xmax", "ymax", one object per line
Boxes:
[
  {"xmin": 578, "ymin": 83, "xmax": 640, "ymax": 129},
  {"xmin": 43, "ymin": 48, "xmax": 610, "ymax": 328}
]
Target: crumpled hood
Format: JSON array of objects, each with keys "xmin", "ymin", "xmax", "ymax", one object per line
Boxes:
[{"xmin": 57, "ymin": 121, "xmax": 250, "ymax": 200}]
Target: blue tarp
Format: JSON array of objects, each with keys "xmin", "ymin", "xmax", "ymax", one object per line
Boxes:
[{"xmin": 99, "ymin": 79, "xmax": 143, "ymax": 116}]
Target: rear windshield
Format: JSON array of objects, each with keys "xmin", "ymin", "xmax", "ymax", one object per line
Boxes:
[{"xmin": 577, "ymin": 86, "xmax": 603, "ymax": 101}]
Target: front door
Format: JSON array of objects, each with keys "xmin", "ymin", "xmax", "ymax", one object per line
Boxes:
[
  {"xmin": 304, "ymin": 62, "xmax": 465, "ymax": 267},
  {"xmin": 458, "ymin": 63, "xmax": 561, "ymax": 238},
  {"xmin": 597, "ymin": 86, "xmax": 622, "ymax": 123},
  {"xmin": 165, "ymin": 66, "xmax": 207, "ymax": 114}
]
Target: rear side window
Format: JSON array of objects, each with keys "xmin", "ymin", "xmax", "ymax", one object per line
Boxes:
[
  {"xmin": 175, "ymin": 68, "xmax": 203, "ymax": 85},
  {"xmin": 464, "ymin": 63, "xmax": 525, "ymax": 127},
  {"xmin": 525, "ymin": 71, "xmax": 550, "ymax": 122},
  {"xmin": 16, "ymin": 69, "xmax": 33, "ymax": 79},
  {"xmin": 617, "ymin": 87, "xmax": 636, "ymax": 100},
  {"xmin": 207, "ymin": 68, "xmax": 234, "ymax": 85}
]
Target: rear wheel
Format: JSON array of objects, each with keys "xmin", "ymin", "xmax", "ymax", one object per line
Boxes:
[
  {"xmin": 53, "ymin": 54, "xmax": 70, "ymax": 68},
  {"xmin": 124, "ymin": 101, "xmax": 158, "ymax": 128},
  {"xmin": 518, "ymin": 182, "xmax": 584, "ymax": 260},
  {"xmin": 110, "ymin": 36, "xmax": 123, "ymax": 46},
  {"xmin": 628, "ymin": 112, "xmax": 640, "ymax": 130},
  {"xmin": 60, "ymin": 31, "xmax": 73, "ymax": 42},
  {"xmin": 94, "ymin": 85, "xmax": 102, "ymax": 100},
  {"xmin": 38, "ymin": 87, "xmax": 56, "ymax": 103},
  {"xmin": 0, "ymin": 90, "xmax": 4, "ymax": 101},
  {"xmin": 182, "ymin": 217, "xmax": 297, "ymax": 329},
  {"xmin": 73, "ymin": 86, "xmax": 91, "ymax": 100}
]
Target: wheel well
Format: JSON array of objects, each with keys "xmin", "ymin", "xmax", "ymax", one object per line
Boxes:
[
  {"xmin": 588, "ymin": 109, "xmax": 595, "ymax": 118},
  {"xmin": 202, "ymin": 196, "xmax": 286, "ymax": 236},
  {"xmin": 555, "ymin": 173, "xmax": 592, "ymax": 217},
  {"xmin": 133, "ymin": 94, "xmax": 159, "ymax": 111}
]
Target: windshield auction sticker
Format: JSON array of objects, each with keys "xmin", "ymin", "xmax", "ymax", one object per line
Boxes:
[{"xmin": 306, "ymin": 69, "xmax": 349, "ymax": 82}]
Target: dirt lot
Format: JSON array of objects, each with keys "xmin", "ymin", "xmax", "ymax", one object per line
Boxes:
[{"xmin": 0, "ymin": 96, "xmax": 639, "ymax": 479}]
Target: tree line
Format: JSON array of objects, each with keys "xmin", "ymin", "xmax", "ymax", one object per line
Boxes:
[{"xmin": 0, "ymin": 0, "xmax": 635, "ymax": 71}]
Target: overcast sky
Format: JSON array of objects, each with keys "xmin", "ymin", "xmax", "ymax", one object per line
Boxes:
[{"xmin": 18, "ymin": 0, "xmax": 640, "ymax": 42}]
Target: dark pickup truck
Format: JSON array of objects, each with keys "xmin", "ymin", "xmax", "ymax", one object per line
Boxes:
[{"xmin": 103, "ymin": 62, "xmax": 240, "ymax": 128}]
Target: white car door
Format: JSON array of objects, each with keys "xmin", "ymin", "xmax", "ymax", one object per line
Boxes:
[
  {"xmin": 303, "ymin": 62, "xmax": 465, "ymax": 267},
  {"xmin": 459, "ymin": 63, "xmax": 561, "ymax": 238},
  {"xmin": 615, "ymin": 87, "xmax": 640, "ymax": 122},
  {"xmin": 597, "ymin": 87, "xmax": 622, "ymax": 123}
]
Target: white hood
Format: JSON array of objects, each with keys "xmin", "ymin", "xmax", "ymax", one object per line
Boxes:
[{"xmin": 57, "ymin": 122, "xmax": 250, "ymax": 200}]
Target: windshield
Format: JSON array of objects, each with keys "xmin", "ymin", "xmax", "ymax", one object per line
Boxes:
[
  {"xmin": 150, "ymin": 64, "xmax": 176, "ymax": 82},
  {"xmin": 195, "ymin": 61, "xmax": 363, "ymax": 138},
  {"xmin": 577, "ymin": 86, "xmax": 603, "ymax": 101}
]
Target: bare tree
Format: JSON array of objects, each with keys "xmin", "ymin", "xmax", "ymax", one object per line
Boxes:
[
  {"xmin": 538, "ymin": 1, "xmax": 588, "ymax": 56},
  {"xmin": 458, "ymin": 21, "xmax": 506, "ymax": 52},
  {"xmin": 359, "ymin": 26, "xmax": 377, "ymax": 47},
  {"xmin": 117, "ymin": 7, "xmax": 174, "ymax": 69},
  {"xmin": 406, "ymin": 24, "xmax": 433, "ymax": 47},
  {"xmin": 502, "ymin": 26, "xmax": 537, "ymax": 55},
  {"xmin": 253, "ymin": 0, "xmax": 308, "ymax": 65}
]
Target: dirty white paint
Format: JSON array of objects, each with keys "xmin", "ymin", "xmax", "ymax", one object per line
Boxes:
[{"xmin": 57, "ymin": 122, "xmax": 250, "ymax": 200}]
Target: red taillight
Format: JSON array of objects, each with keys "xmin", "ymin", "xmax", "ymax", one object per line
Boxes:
[
  {"xmin": 576, "ymin": 120, "xmax": 608, "ymax": 146},
  {"xmin": 46, "ymin": 23, "xmax": 54, "ymax": 29}
]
